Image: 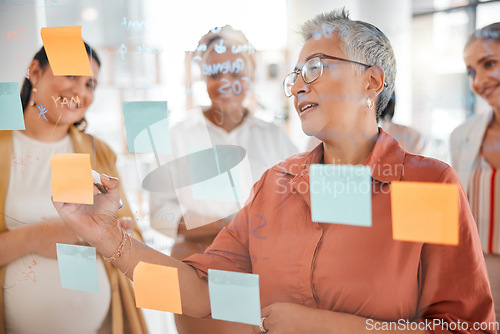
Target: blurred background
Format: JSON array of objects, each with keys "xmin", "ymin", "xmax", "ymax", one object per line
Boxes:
[{"xmin": 1, "ymin": 0, "xmax": 499, "ymax": 332}]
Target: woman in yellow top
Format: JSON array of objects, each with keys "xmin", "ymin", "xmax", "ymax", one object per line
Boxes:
[{"xmin": 0, "ymin": 44, "xmax": 147, "ymax": 334}]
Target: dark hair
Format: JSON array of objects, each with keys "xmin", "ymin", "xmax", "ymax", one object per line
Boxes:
[
  {"xmin": 20, "ymin": 42, "xmax": 100, "ymax": 130},
  {"xmin": 379, "ymin": 91, "xmax": 395, "ymax": 121}
]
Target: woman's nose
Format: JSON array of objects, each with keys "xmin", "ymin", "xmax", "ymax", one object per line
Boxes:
[{"xmin": 291, "ymin": 72, "xmax": 310, "ymax": 97}]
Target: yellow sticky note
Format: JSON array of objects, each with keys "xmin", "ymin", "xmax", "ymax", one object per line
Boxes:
[
  {"xmin": 391, "ymin": 181, "xmax": 459, "ymax": 245},
  {"xmin": 40, "ymin": 26, "xmax": 93, "ymax": 76},
  {"xmin": 133, "ymin": 262, "xmax": 182, "ymax": 314},
  {"xmin": 50, "ymin": 153, "xmax": 93, "ymax": 204}
]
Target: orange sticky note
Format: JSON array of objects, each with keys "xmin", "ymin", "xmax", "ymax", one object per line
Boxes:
[
  {"xmin": 50, "ymin": 153, "xmax": 93, "ymax": 204},
  {"xmin": 40, "ymin": 26, "xmax": 93, "ymax": 76},
  {"xmin": 133, "ymin": 261, "xmax": 182, "ymax": 314},
  {"xmin": 391, "ymin": 181, "xmax": 459, "ymax": 245}
]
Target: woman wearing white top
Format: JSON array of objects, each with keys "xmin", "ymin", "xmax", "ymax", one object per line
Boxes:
[
  {"xmin": 149, "ymin": 25, "xmax": 297, "ymax": 334},
  {"xmin": 450, "ymin": 22, "xmax": 500, "ymax": 320},
  {"xmin": 0, "ymin": 44, "xmax": 147, "ymax": 333}
]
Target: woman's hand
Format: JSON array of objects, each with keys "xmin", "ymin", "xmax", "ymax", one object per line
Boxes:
[{"xmin": 52, "ymin": 174, "xmax": 121, "ymax": 248}]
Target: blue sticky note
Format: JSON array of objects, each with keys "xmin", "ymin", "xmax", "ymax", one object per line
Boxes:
[
  {"xmin": 208, "ymin": 269, "xmax": 261, "ymax": 325},
  {"xmin": 122, "ymin": 101, "xmax": 171, "ymax": 154},
  {"xmin": 309, "ymin": 164, "xmax": 372, "ymax": 226},
  {"xmin": 56, "ymin": 243, "xmax": 100, "ymax": 293},
  {"xmin": 189, "ymin": 146, "xmax": 243, "ymax": 202},
  {"xmin": 0, "ymin": 82, "xmax": 25, "ymax": 130}
]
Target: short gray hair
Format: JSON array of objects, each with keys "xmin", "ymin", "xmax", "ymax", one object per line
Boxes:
[{"xmin": 300, "ymin": 8, "xmax": 396, "ymax": 118}]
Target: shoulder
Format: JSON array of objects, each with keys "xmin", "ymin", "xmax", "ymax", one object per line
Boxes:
[
  {"xmin": 451, "ymin": 112, "xmax": 490, "ymax": 139},
  {"xmin": 402, "ymin": 153, "xmax": 455, "ymax": 183}
]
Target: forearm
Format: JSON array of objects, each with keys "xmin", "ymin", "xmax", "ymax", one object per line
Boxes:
[
  {"xmin": 0, "ymin": 226, "xmax": 35, "ymax": 267},
  {"xmin": 96, "ymin": 227, "xmax": 211, "ymax": 317}
]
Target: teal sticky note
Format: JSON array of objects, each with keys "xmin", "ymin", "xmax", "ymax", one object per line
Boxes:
[
  {"xmin": 56, "ymin": 243, "xmax": 100, "ymax": 293},
  {"xmin": 0, "ymin": 82, "xmax": 25, "ymax": 130},
  {"xmin": 208, "ymin": 269, "xmax": 261, "ymax": 325},
  {"xmin": 309, "ymin": 164, "xmax": 372, "ymax": 226},
  {"xmin": 122, "ymin": 101, "xmax": 171, "ymax": 154},
  {"xmin": 189, "ymin": 146, "xmax": 243, "ymax": 202}
]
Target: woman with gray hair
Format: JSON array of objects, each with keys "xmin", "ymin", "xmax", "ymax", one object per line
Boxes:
[{"xmin": 53, "ymin": 9, "xmax": 494, "ymax": 334}]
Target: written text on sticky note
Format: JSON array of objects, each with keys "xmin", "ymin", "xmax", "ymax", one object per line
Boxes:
[
  {"xmin": 208, "ymin": 269, "xmax": 260, "ymax": 326},
  {"xmin": 0, "ymin": 82, "xmax": 25, "ymax": 130},
  {"xmin": 50, "ymin": 153, "xmax": 93, "ymax": 204},
  {"xmin": 40, "ymin": 26, "xmax": 93, "ymax": 76},
  {"xmin": 309, "ymin": 164, "xmax": 372, "ymax": 226},
  {"xmin": 122, "ymin": 101, "xmax": 171, "ymax": 154},
  {"xmin": 133, "ymin": 261, "xmax": 182, "ymax": 314},
  {"xmin": 391, "ymin": 181, "xmax": 459, "ymax": 245},
  {"xmin": 56, "ymin": 243, "xmax": 99, "ymax": 293}
]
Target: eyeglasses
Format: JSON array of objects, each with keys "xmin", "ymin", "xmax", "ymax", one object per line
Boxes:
[{"xmin": 283, "ymin": 53, "xmax": 386, "ymax": 98}]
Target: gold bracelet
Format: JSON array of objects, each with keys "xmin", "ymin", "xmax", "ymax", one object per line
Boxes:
[
  {"xmin": 122, "ymin": 232, "xmax": 133, "ymax": 275},
  {"xmin": 103, "ymin": 228, "xmax": 126, "ymax": 262}
]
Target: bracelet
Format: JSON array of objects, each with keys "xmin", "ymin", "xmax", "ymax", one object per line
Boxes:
[
  {"xmin": 103, "ymin": 228, "xmax": 127, "ymax": 262},
  {"xmin": 122, "ymin": 232, "xmax": 133, "ymax": 275}
]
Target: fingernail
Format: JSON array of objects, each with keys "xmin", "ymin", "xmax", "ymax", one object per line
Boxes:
[{"xmin": 102, "ymin": 174, "xmax": 110, "ymax": 181}]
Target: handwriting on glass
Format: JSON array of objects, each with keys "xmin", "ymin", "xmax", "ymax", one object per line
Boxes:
[
  {"xmin": 121, "ymin": 17, "xmax": 151, "ymax": 31},
  {"xmin": 36, "ymin": 103, "xmax": 48, "ymax": 121},
  {"xmin": 1, "ymin": 27, "xmax": 24, "ymax": 42},
  {"xmin": 51, "ymin": 95, "xmax": 81, "ymax": 108},
  {"xmin": 16, "ymin": 257, "xmax": 38, "ymax": 283}
]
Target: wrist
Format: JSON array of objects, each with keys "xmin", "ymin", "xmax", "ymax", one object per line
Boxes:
[{"xmin": 95, "ymin": 226, "xmax": 123, "ymax": 258}]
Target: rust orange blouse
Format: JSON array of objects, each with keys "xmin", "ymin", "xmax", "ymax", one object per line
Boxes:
[{"xmin": 184, "ymin": 130, "xmax": 495, "ymax": 333}]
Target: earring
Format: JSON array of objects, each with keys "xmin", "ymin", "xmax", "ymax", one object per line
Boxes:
[
  {"xmin": 366, "ymin": 98, "xmax": 374, "ymax": 109},
  {"xmin": 29, "ymin": 84, "xmax": 37, "ymax": 107}
]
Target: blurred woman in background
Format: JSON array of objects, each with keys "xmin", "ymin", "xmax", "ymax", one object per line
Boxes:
[
  {"xmin": 149, "ymin": 25, "xmax": 297, "ymax": 334},
  {"xmin": 450, "ymin": 22, "xmax": 500, "ymax": 320}
]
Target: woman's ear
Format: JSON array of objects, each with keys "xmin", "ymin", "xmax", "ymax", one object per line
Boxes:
[
  {"xmin": 365, "ymin": 65, "xmax": 385, "ymax": 96},
  {"xmin": 28, "ymin": 59, "xmax": 44, "ymax": 85}
]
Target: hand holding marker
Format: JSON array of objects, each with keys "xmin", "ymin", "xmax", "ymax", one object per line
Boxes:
[{"xmin": 92, "ymin": 170, "xmax": 123, "ymax": 209}]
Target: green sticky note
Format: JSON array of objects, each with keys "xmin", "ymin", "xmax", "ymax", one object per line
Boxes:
[
  {"xmin": 56, "ymin": 243, "xmax": 99, "ymax": 293},
  {"xmin": 0, "ymin": 82, "xmax": 25, "ymax": 130},
  {"xmin": 122, "ymin": 101, "xmax": 171, "ymax": 154},
  {"xmin": 309, "ymin": 164, "xmax": 372, "ymax": 226},
  {"xmin": 208, "ymin": 269, "xmax": 261, "ymax": 326}
]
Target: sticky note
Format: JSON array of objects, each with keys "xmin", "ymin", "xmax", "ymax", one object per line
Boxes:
[
  {"xmin": 56, "ymin": 243, "xmax": 99, "ymax": 293},
  {"xmin": 40, "ymin": 26, "xmax": 93, "ymax": 76},
  {"xmin": 133, "ymin": 261, "xmax": 182, "ymax": 314},
  {"xmin": 0, "ymin": 82, "xmax": 25, "ymax": 130},
  {"xmin": 309, "ymin": 164, "xmax": 372, "ymax": 226},
  {"xmin": 208, "ymin": 269, "xmax": 260, "ymax": 325},
  {"xmin": 391, "ymin": 181, "xmax": 459, "ymax": 245},
  {"xmin": 50, "ymin": 153, "xmax": 93, "ymax": 204},
  {"xmin": 189, "ymin": 146, "xmax": 243, "ymax": 202},
  {"xmin": 122, "ymin": 101, "xmax": 171, "ymax": 154}
]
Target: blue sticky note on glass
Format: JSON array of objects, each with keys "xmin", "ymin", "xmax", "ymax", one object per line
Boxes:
[
  {"xmin": 208, "ymin": 269, "xmax": 261, "ymax": 325},
  {"xmin": 56, "ymin": 243, "xmax": 100, "ymax": 293},
  {"xmin": 309, "ymin": 164, "xmax": 372, "ymax": 226},
  {"xmin": 0, "ymin": 82, "xmax": 25, "ymax": 130},
  {"xmin": 189, "ymin": 146, "xmax": 243, "ymax": 202},
  {"xmin": 122, "ymin": 101, "xmax": 171, "ymax": 154}
]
